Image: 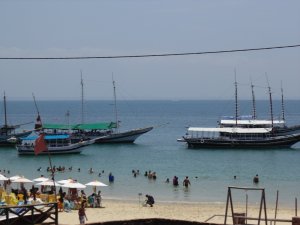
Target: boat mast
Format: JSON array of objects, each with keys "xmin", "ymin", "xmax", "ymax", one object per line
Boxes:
[
  {"xmin": 3, "ymin": 92, "xmax": 8, "ymax": 134},
  {"xmin": 3, "ymin": 92, "xmax": 8, "ymax": 135},
  {"xmin": 251, "ymin": 81, "xmax": 257, "ymax": 119},
  {"xmin": 281, "ymin": 82, "xmax": 285, "ymax": 122},
  {"xmin": 266, "ymin": 77, "xmax": 274, "ymax": 129},
  {"xmin": 66, "ymin": 110, "xmax": 71, "ymax": 143},
  {"xmin": 234, "ymin": 73, "xmax": 239, "ymax": 126},
  {"xmin": 80, "ymin": 70, "xmax": 85, "ymax": 124},
  {"xmin": 32, "ymin": 93, "xmax": 43, "ymax": 130},
  {"xmin": 112, "ymin": 74, "xmax": 119, "ymax": 132}
]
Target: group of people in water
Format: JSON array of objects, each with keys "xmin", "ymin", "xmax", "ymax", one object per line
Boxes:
[{"xmin": 165, "ymin": 176, "xmax": 191, "ymax": 187}]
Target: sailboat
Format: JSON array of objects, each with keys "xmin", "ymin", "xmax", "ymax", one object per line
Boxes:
[
  {"xmin": 180, "ymin": 79, "xmax": 300, "ymax": 148},
  {"xmin": 78, "ymin": 76, "xmax": 153, "ymax": 144},
  {"xmin": 42, "ymin": 76, "xmax": 153, "ymax": 143},
  {"xmin": 0, "ymin": 93, "xmax": 32, "ymax": 146}
]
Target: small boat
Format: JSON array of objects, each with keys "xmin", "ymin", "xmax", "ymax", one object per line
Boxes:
[
  {"xmin": 180, "ymin": 79, "xmax": 300, "ymax": 148},
  {"xmin": 16, "ymin": 134, "xmax": 94, "ymax": 155},
  {"xmin": 0, "ymin": 93, "xmax": 32, "ymax": 146}
]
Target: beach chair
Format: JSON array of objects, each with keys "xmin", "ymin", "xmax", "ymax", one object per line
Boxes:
[
  {"xmin": 39, "ymin": 194, "xmax": 48, "ymax": 202},
  {"xmin": 48, "ymin": 194, "xmax": 56, "ymax": 202},
  {"xmin": 0, "ymin": 190, "xmax": 6, "ymax": 201}
]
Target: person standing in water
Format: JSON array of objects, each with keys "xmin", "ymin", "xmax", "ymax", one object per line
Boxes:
[{"xmin": 183, "ymin": 176, "xmax": 191, "ymax": 188}]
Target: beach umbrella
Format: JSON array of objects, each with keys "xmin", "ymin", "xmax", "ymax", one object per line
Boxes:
[
  {"xmin": 85, "ymin": 180, "xmax": 107, "ymax": 193},
  {"xmin": 57, "ymin": 178, "xmax": 74, "ymax": 184},
  {"xmin": 12, "ymin": 176, "xmax": 33, "ymax": 183},
  {"xmin": 62, "ymin": 181, "xmax": 86, "ymax": 189},
  {"xmin": 9, "ymin": 175, "xmax": 21, "ymax": 181},
  {"xmin": 85, "ymin": 180, "xmax": 108, "ymax": 187},
  {"xmin": 33, "ymin": 177, "xmax": 49, "ymax": 182},
  {"xmin": 0, "ymin": 174, "xmax": 8, "ymax": 181},
  {"xmin": 35, "ymin": 180, "xmax": 61, "ymax": 187}
]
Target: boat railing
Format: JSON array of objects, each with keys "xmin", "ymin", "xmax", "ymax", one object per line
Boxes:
[{"xmin": 188, "ymin": 131, "xmax": 274, "ymax": 141}]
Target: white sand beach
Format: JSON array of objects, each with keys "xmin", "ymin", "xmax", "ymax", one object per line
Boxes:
[{"xmin": 56, "ymin": 199, "xmax": 297, "ymax": 225}]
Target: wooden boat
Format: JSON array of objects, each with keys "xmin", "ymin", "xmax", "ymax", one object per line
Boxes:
[
  {"xmin": 182, "ymin": 127, "xmax": 300, "ymax": 148},
  {"xmin": 180, "ymin": 79, "xmax": 300, "ymax": 148},
  {"xmin": 92, "ymin": 126, "xmax": 153, "ymax": 143},
  {"xmin": 16, "ymin": 134, "xmax": 94, "ymax": 155},
  {"xmin": 40, "ymin": 76, "xmax": 153, "ymax": 144},
  {"xmin": 0, "ymin": 93, "xmax": 32, "ymax": 146},
  {"xmin": 89, "ymin": 77, "xmax": 153, "ymax": 143},
  {"xmin": 42, "ymin": 123, "xmax": 153, "ymax": 144}
]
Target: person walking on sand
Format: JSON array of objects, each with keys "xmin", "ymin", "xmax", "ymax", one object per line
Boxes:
[
  {"xmin": 78, "ymin": 202, "xmax": 88, "ymax": 224},
  {"xmin": 183, "ymin": 176, "xmax": 191, "ymax": 188}
]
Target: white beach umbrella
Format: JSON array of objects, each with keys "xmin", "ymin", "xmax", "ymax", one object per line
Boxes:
[
  {"xmin": 35, "ymin": 180, "xmax": 61, "ymax": 187},
  {"xmin": 12, "ymin": 176, "xmax": 33, "ymax": 183},
  {"xmin": 85, "ymin": 180, "xmax": 108, "ymax": 187},
  {"xmin": 85, "ymin": 180, "xmax": 107, "ymax": 193},
  {"xmin": 33, "ymin": 177, "xmax": 49, "ymax": 182},
  {"xmin": 9, "ymin": 175, "xmax": 21, "ymax": 181},
  {"xmin": 62, "ymin": 181, "xmax": 86, "ymax": 189},
  {"xmin": 57, "ymin": 178, "xmax": 74, "ymax": 184},
  {"xmin": 0, "ymin": 174, "xmax": 8, "ymax": 181}
]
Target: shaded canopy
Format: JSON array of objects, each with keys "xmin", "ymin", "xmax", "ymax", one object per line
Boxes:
[{"xmin": 43, "ymin": 122, "xmax": 116, "ymax": 130}]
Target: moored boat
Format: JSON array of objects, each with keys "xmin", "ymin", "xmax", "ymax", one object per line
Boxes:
[
  {"xmin": 16, "ymin": 134, "xmax": 94, "ymax": 155},
  {"xmin": 180, "ymin": 79, "xmax": 300, "ymax": 148},
  {"xmin": 39, "ymin": 76, "xmax": 153, "ymax": 144},
  {"xmin": 42, "ymin": 123, "xmax": 153, "ymax": 144},
  {"xmin": 93, "ymin": 126, "xmax": 153, "ymax": 143},
  {"xmin": 183, "ymin": 127, "xmax": 300, "ymax": 148},
  {"xmin": 0, "ymin": 93, "xmax": 32, "ymax": 146}
]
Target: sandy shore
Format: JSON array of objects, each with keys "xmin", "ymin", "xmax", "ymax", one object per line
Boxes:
[{"xmin": 56, "ymin": 199, "xmax": 297, "ymax": 225}]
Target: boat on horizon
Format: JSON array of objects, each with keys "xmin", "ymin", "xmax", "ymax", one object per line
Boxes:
[
  {"xmin": 16, "ymin": 133, "xmax": 95, "ymax": 155},
  {"xmin": 179, "ymin": 79, "xmax": 300, "ymax": 148},
  {"xmin": 0, "ymin": 93, "xmax": 32, "ymax": 146}
]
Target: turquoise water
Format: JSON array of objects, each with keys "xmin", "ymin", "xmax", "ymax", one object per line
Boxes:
[{"xmin": 1, "ymin": 100, "xmax": 300, "ymax": 207}]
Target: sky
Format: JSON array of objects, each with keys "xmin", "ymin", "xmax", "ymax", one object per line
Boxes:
[{"xmin": 0, "ymin": 0, "xmax": 299, "ymax": 100}]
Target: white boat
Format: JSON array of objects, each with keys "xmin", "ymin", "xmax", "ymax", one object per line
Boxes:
[
  {"xmin": 180, "ymin": 79, "xmax": 300, "ymax": 148},
  {"xmin": 16, "ymin": 134, "xmax": 94, "ymax": 155}
]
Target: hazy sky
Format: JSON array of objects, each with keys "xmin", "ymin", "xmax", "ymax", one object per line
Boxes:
[{"xmin": 0, "ymin": 0, "xmax": 299, "ymax": 100}]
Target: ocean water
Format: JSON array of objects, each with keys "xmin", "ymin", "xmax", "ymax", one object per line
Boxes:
[{"xmin": 1, "ymin": 100, "xmax": 300, "ymax": 207}]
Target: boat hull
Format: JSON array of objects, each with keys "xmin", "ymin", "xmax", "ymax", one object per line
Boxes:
[
  {"xmin": 93, "ymin": 127, "xmax": 153, "ymax": 143},
  {"xmin": 17, "ymin": 140, "xmax": 93, "ymax": 155},
  {"xmin": 183, "ymin": 133, "xmax": 300, "ymax": 149}
]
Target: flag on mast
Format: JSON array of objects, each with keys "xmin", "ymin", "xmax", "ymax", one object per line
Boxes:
[{"xmin": 34, "ymin": 133, "xmax": 48, "ymax": 155}]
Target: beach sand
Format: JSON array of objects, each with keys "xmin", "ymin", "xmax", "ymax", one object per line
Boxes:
[{"xmin": 56, "ymin": 199, "xmax": 297, "ymax": 225}]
